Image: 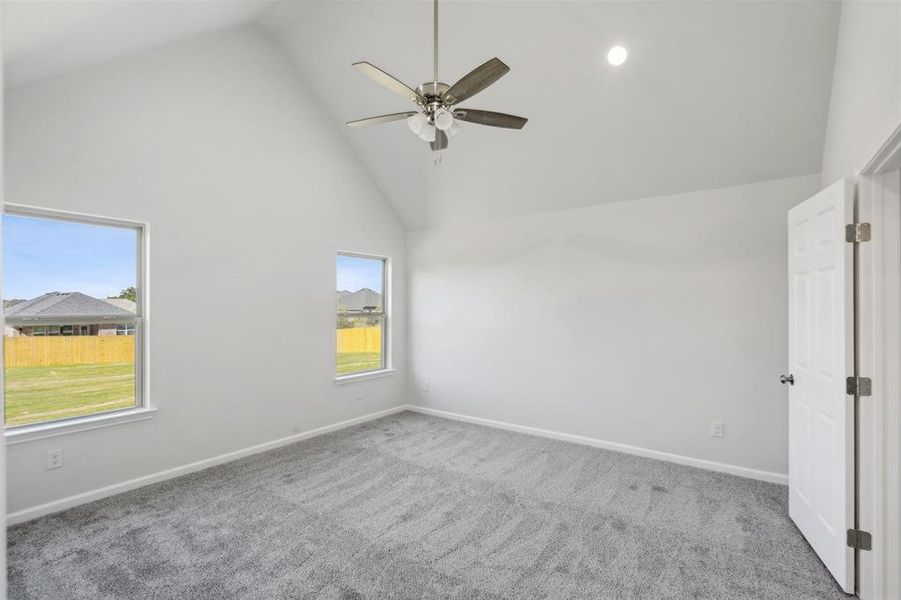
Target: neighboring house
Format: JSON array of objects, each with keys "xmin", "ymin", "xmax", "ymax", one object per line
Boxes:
[
  {"xmin": 104, "ymin": 298, "xmax": 136, "ymax": 313},
  {"xmin": 4, "ymin": 292, "xmax": 136, "ymax": 337},
  {"xmin": 336, "ymin": 288, "xmax": 382, "ymax": 313}
]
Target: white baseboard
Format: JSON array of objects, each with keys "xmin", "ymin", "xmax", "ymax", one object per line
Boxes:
[
  {"xmin": 7, "ymin": 405, "xmax": 407, "ymax": 525},
  {"xmin": 9, "ymin": 403, "xmax": 788, "ymax": 524},
  {"xmin": 403, "ymin": 405, "xmax": 789, "ymax": 485}
]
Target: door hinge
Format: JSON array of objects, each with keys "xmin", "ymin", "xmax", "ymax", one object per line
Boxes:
[
  {"xmin": 847, "ymin": 529, "xmax": 872, "ymax": 551},
  {"xmin": 846, "ymin": 223, "xmax": 871, "ymax": 243},
  {"xmin": 846, "ymin": 376, "xmax": 872, "ymax": 397}
]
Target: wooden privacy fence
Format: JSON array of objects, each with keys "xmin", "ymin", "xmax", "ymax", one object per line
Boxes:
[
  {"xmin": 337, "ymin": 326, "xmax": 381, "ymax": 354},
  {"xmin": 6, "ymin": 327, "xmax": 378, "ymax": 367},
  {"xmin": 4, "ymin": 336, "xmax": 135, "ymax": 368}
]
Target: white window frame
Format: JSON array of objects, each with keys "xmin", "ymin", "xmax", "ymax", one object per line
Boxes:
[
  {"xmin": 334, "ymin": 251, "xmax": 394, "ymax": 384},
  {"xmin": 4, "ymin": 204, "xmax": 155, "ymax": 444}
]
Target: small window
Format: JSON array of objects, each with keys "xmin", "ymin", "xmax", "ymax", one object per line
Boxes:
[
  {"xmin": 3, "ymin": 208, "xmax": 145, "ymax": 428},
  {"xmin": 30, "ymin": 325, "xmax": 62, "ymax": 336},
  {"xmin": 336, "ymin": 253, "xmax": 387, "ymax": 376}
]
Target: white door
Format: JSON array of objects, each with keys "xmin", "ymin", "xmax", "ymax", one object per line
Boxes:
[{"xmin": 787, "ymin": 178, "xmax": 855, "ymax": 593}]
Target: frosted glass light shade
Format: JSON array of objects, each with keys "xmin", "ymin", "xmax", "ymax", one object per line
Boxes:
[
  {"xmin": 434, "ymin": 109, "xmax": 454, "ymax": 131},
  {"xmin": 406, "ymin": 113, "xmax": 427, "ymax": 135},
  {"xmin": 419, "ymin": 124, "xmax": 437, "ymax": 142}
]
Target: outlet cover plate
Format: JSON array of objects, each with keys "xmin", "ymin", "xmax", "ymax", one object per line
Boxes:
[{"xmin": 46, "ymin": 449, "xmax": 64, "ymax": 470}]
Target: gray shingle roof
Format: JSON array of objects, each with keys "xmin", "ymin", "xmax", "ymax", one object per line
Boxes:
[
  {"xmin": 336, "ymin": 288, "xmax": 383, "ymax": 312},
  {"xmin": 104, "ymin": 298, "xmax": 136, "ymax": 313},
  {"xmin": 6, "ymin": 292, "xmax": 134, "ymax": 320}
]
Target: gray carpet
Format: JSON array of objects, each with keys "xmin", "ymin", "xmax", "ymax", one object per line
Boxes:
[{"xmin": 9, "ymin": 411, "xmax": 846, "ymax": 599}]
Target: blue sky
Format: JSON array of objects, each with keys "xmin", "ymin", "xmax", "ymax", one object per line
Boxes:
[
  {"xmin": 2, "ymin": 214, "xmax": 136, "ymax": 300},
  {"xmin": 337, "ymin": 255, "xmax": 383, "ymax": 293}
]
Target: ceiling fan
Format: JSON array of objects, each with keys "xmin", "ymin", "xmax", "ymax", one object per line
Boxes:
[{"xmin": 346, "ymin": 0, "xmax": 527, "ymax": 154}]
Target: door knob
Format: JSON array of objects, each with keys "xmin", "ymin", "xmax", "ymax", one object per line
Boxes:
[{"xmin": 780, "ymin": 374, "xmax": 794, "ymax": 385}]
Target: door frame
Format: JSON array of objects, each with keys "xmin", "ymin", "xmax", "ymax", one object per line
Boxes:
[{"xmin": 857, "ymin": 120, "xmax": 901, "ymax": 600}]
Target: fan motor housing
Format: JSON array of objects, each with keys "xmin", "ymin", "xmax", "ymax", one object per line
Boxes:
[{"xmin": 416, "ymin": 81, "xmax": 450, "ymax": 101}]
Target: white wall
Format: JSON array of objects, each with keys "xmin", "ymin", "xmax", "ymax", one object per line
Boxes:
[
  {"xmin": 3, "ymin": 26, "xmax": 406, "ymax": 514},
  {"xmin": 407, "ymin": 175, "xmax": 820, "ymax": 478},
  {"xmin": 0, "ymin": 15, "xmax": 8, "ymax": 598},
  {"xmin": 821, "ymin": 0, "xmax": 901, "ymax": 183}
]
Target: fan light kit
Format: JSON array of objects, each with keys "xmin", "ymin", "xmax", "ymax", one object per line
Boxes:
[{"xmin": 346, "ymin": 0, "xmax": 527, "ymax": 157}]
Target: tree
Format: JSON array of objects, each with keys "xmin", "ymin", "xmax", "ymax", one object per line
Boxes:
[{"xmin": 111, "ymin": 287, "xmax": 136, "ymax": 302}]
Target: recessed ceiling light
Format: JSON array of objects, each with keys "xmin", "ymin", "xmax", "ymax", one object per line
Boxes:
[{"xmin": 607, "ymin": 46, "xmax": 628, "ymax": 67}]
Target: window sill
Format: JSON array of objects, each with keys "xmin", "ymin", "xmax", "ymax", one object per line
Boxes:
[
  {"xmin": 334, "ymin": 368, "xmax": 396, "ymax": 385},
  {"xmin": 5, "ymin": 407, "xmax": 158, "ymax": 445}
]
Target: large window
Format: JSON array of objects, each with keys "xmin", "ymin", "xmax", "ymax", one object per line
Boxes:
[
  {"xmin": 3, "ymin": 207, "xmax": 145, "ymax": 428},
  {"xmin": 336, "ymin": 253, "xmax": 388, "ymax": 377}
]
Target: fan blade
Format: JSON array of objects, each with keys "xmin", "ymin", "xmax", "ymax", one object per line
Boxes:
[
  {"xmin": 453, "ymin": 109, "xmax": 527, "ymax": 129},
  {"xmin": 346, "ymin": 112, "xmax": 418, "ymax": 127},
  {"xmin": 442, "ymin": 58, "xmax": 510, "ymax": 105},
  {"xmin": 352, "ymin": 62, "xmax": 423, "ymax": 104},
  {"xmin": 430, "ymin": 129, "xmax": 448, "ymax": 151}
]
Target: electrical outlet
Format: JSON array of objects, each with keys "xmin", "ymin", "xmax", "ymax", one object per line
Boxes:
[
  {"xmin": 354, "ymin": 387, "xmax": 363, "ymax": 401},
  {"xmin": 46, "ymin": 449, "xmax": 64, "ymax": 470},
  {"xmin": 423, "ymin": 380, "xmax": 430, "ymax": 393},
  {"xmin": 710, "ymin": 421, "xmax": 725, "ymax": 438}
]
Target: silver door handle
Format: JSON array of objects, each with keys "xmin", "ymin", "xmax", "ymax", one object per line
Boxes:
[{"xmin": 780, "ymin": 374, "xmax": 794, "ymax": 385}]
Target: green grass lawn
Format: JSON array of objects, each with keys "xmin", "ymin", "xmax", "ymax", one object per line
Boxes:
[
  {"xmin": 4, "ymin": 362, "xmax": 136, "ymax": 427},
  {"xmin": 337, "ymin": 352, "xmax": 382, "ymax": 375},
  {"xmin": 5, "ymin": 356, "xmax": 377, "ymax": 427}
]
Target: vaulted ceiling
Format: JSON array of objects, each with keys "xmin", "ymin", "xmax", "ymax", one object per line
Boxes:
[
  {"xmin": 4, "ymin": 1, "xmax": 841, "ymax": 230},
  {"xmin": 2, "ymin": 1, "xmax": 271, "ymax": 87}
]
